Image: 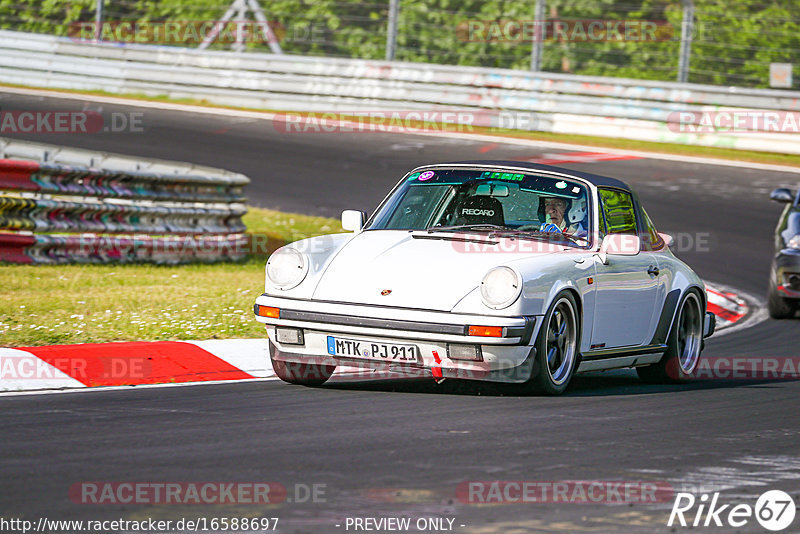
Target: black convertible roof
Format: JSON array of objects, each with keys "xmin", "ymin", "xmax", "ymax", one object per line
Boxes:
[{"xmin": 431, "ymin": 160, "xmax": 632, "ymax": 191}]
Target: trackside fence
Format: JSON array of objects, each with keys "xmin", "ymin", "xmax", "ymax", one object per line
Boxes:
[
  {"xmin": 0, "ymin": 138, "xmax": 250, "ymax": 264},
  {"xmin": 2, "ymin": 30, "xmax": 800, "ymax": 154}
]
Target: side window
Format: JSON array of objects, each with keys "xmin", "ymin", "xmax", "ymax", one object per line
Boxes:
[
  {"xmin": 641, "ymin": 208, "xmax": 665, "ymax": 251},
  {"xmin": 598, "ymin": 189, "xmax": 637, "ymax": 234}
]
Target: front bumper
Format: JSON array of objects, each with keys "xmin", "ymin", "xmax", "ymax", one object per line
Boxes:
[
  {"xmin": 774, "ymin": 250, "xmax": 800, "ymax": 299},
  {"xmin": 254, "ymin": 294, "xmax": 539, "ymax": 382}
]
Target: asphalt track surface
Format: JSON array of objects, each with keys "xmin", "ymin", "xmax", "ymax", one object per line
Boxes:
[{"xmin": 2, "ymin": 91, "xmax": 800, "ymax": 533}]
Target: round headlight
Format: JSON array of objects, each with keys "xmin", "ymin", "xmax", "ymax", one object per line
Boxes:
[
  {"xmin": 480, "ymin": 266, "xmax": 522, "ymax": 309},
  {"xmin": 266, "ymin": 247, "xmax": 308, "ymax": 289}
]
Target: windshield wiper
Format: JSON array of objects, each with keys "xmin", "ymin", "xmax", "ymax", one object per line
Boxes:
[
  {"xmin": 489, "ymin": 228, "xmax": 582, "ymax": 246},
  {"xmin": 427, "ymin": 224, "xmax": 510, "ymax": 233},
  {"xmin": 424, "ymin": 225, "xmax": 584, "ymax": 247}
]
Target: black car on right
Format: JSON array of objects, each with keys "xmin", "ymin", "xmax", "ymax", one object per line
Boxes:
[{"xmin": 768, "ymin": 188, "xmax": 800, "ymax": 318}]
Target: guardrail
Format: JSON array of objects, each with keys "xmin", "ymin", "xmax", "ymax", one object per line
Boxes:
[
  {"xmin": 0, "ymin": 137, "xmax": 250, "ymax": 264},
  {"xmin": 1, "ymin": 29, "xmax": 800, "ymax": 154}
]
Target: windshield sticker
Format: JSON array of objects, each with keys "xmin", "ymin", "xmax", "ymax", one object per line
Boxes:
[
  {"xmin": 480, "ymin": 171, "xmax": 524, "ymax": 182},
  {"xmin": 572, "ymin": 186, "xmax": 581, "ymax": 194},
  {"xmin": 407, "ymin": 172, "xmax": 421, "ymax": 181},
  {"xmin": 556, "ymin": 181, "xmax": 567, "ymax": 189},
  {"xmin": 418, "ymin": 170, "xmax": 435, "ymax": 181}
]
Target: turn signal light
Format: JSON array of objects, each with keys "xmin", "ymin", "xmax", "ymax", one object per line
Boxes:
[
  {"xmin": 447, "ymin": 344, "xmax": 483, "ymax": 361},
  {"xmin": 275, "ymin": 327, "xmax": 304, "ymax": 345},
  {"xmin": 468, "ymin": 325, "xmax": 504, "ymax": 337},
  {"xmin": 256, "ymin": 305, "xmax": 280, "ymax": 319}
]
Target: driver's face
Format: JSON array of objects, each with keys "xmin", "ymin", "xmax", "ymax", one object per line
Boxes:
[{"xmin": 545, "ymin": 199, "xmax": 567, "ymax": 225}]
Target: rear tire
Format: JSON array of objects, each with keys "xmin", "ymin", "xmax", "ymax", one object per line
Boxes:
[
  {"xmin": 768, "ymin": 282, "xmax": 797, "ymax": 319},
  {"xmin": 528, "ymin": 291, "xmax": 579, "ymax": 395},
  {"xmin": 637, "ymin": 290, "xmax": 704, "ymax": 384},
  {"xmin": 270, "ymin": 352, "xmax": 335, "ymax": 387}
]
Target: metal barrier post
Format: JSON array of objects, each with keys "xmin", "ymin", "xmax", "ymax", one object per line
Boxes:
[
  {"xmin": 94, "ymin": 0, "xmax": 104, "ymax": 42},
  {"xmin": 530, "ymin": 0, "xmax": 545, "ymax": 72},
  {"xmin": 385, "ymin": 0, "xmax": 400, "ymax": 61},
  {"xmin": 678, "ymin": 0, "xmax": 694, "ymax": 83}
]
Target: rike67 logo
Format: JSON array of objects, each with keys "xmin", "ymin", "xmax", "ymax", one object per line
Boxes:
[{"xmin": 668, "ymin": 490, "xmax": 796, "ymax": 531}]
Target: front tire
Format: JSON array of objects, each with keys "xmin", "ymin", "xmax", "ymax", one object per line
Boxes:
[
  {"xmin": 637, "ymin": 290, "xmax": 704, "ymax": 384},
  {"xmin": 529, "ymin": 291, "xmax": 579, "ymax": 395},
  {"xmin": 768, "ymin": 281, "xmax": 797, "ymax": 319}
]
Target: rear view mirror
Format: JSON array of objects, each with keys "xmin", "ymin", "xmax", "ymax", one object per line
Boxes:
[
  {"xmin": 601, "ymin": 234, "xmax": 641, "ymax": 255},
  {"xmin": 475, "ymin": 184, "xmax": 510, "ymax": 197},
  {"xmin": 341, "ymin": 210, "xmax": 365, "ymax": 232},
  {"xmin": 770, "ymin": 188, "xmax": 794, "ymax": 203},
  {"xmin": 659, "ymin": 232, "xmax": 675, "ymax": 248}
]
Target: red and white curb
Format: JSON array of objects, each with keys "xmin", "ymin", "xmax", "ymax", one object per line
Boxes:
[
  {"xmin": 516, "ymin": 151, "xmax": 642, "ymax": 166},
  {"xmin": 704, "ymin": 281, "xmax": 768, "ymax": 337},
  {"xmin": 0, "ymin": 339, "xmax": 385, "ymax": 394},
  {"xmin": 0, "ymin": 281, "xmax": 764, "ymax": 395},
  {"xmin": 0, "ymin": 340, "xmax": 271, "ymax": 393},
  {"xmin": 706, "ymin": 284, "xmax": 748, "ymax": 327}
]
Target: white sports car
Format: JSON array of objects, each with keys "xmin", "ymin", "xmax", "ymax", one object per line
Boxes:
[{"xmin": 254, "ymin": 161, "xmax": 715, "ymax": 394}]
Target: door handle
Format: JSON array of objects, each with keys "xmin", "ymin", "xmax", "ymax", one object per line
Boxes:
[{"xmin": 647, "ymin": 265, "xmax": 660, "ymax": 276}]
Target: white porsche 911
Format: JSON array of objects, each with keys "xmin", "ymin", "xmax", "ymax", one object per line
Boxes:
[{"xmin": 254, "ymin": 161, "xmax": 715, "ymax": 394}]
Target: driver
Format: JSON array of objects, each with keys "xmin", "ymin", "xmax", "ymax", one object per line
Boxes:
[{"xmin": 541, "ymin": 197, "xmax": 584, "ymax": 236}]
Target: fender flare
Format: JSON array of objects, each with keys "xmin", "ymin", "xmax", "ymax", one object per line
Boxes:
[{"xmin": 650, "ymin": 285, "xmax": 706, "ymax": 347}]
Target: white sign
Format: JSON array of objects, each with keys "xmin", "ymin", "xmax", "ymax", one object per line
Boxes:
[{"xmin": 770, "ymin": 63, "xmax": 792, "ymax": 88}]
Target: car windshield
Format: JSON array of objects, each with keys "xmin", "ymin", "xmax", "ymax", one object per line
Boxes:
[{"xmin": 366, "ymin": 168, "xmax": 592, "ymax": 247}]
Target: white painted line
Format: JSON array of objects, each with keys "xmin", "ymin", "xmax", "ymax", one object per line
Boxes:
[
  {"xmin": 2, "ymin": 85, "xmax": 800, "ymax": 174},
  {"xmin": 0, "ymin": 376, "xmax": 279, "ymax": 398}
]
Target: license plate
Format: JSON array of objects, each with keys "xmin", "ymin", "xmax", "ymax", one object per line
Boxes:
[{"xmin": 326, "ymin": 336, "xmax": 418, "ymax": 362}]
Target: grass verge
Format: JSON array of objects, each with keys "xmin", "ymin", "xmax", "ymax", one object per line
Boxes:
[{"xmin": 0, "ymin": 207, "xmax": 342, "ymax": 347}]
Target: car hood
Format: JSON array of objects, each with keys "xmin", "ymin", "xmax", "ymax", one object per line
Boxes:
[{"xmin": 312, "ymin": 230, "xmax": 565, "ymax": 311}]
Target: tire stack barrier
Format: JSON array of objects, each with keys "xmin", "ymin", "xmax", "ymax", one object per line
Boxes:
[{"xmin": 0, "ymin": 152, "xmax": 251, "ymax": 265}]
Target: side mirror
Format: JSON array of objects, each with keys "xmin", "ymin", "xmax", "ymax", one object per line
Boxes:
[
  {"xmin": 597, "ymin": 234, "xmax": 640, "ymax": 264},
  {"xmin": 659, "ymin": 232, "xmax": 675, "ymax": 248},
  {"xmin": 770, "ymin": 188, "xmax": 794, "ymax": 203},
  {"xmin": 341, "ymin": 210, "xmax": 365, "ymax": 232}
]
